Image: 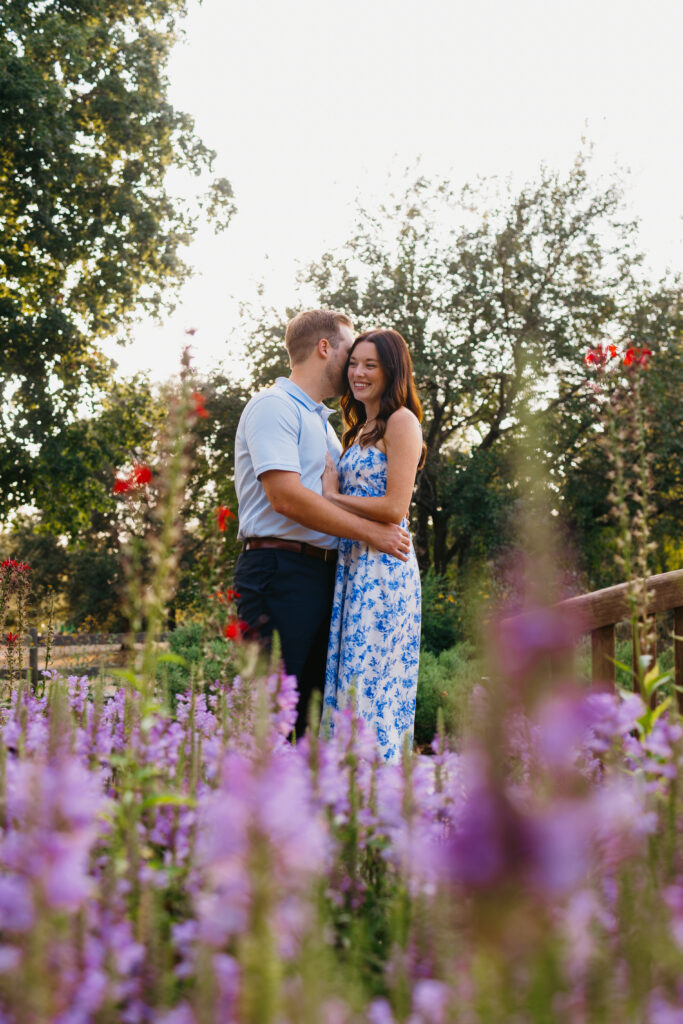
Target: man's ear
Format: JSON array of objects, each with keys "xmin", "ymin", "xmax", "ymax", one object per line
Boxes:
[{"xmin": 317, "ymin": 337, "xmax": 331, "ymax": 357}]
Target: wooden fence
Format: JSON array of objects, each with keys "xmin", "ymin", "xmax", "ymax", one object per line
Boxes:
[
  {"xmin": 5, "ymin": 570, "xmax": 683, "ymax": 697},
  {"xmin": 4, "ymin": 632, "xmax": 170, "ymax": 688},
  {"xmin": 556, "ymin": 568, "xmax": 683, "ymax": 704}
]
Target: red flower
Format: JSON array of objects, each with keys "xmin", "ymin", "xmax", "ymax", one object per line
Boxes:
[
  {"xmin": 215, "ymin": 588, "xmax": 241, "ymax": 604},
  {"xmin": 132, "ymin": 463, "xmax": 153, "ymax": 485},
  {"xmin": 224, "ymin": 619, "xmax": 249, "ymax": 641},
  {"xmin": 1, "ymin": 559, "xmax": 31, "ymax": 573},
  {"xmin": 623, "ymin": 346, "xmax": 652, "ymax": 368},
  {"xmin": 5, "ymin": 632, "xmax": 18, "ymax": 646},
  {"xmin": 584, "ymin": 344, "xmax": 619, "ymax": 369},
  {"xmin": 217, "ymin": 505, "xmax": 236, "ymax": 532},
  {"xmin": 192, "ymin": 392, "xmax": 209, "ymax": 419},
  {"xmin": 113, "ymin": 463, "xmax": 153, "ymax": 494}
]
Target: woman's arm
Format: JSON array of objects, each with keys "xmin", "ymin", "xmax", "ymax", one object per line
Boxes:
[{"xmin": 322, "ymin": 408, "xmax": 424, "ymax": 524}]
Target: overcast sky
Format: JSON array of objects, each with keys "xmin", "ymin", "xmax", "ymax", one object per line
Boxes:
[{"xmin": 102, "ymin": 0, "xmax": 683, "ymax": 380}]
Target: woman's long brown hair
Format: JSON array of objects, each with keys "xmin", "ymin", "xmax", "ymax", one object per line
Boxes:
[{"xmin": 340, "ymin": 329, "xmax": 427, "ymax": 469}]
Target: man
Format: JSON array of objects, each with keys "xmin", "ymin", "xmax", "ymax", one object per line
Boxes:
[{"xmin": 233, "ymin": 309, "xmax": 410, "ymax": 735}]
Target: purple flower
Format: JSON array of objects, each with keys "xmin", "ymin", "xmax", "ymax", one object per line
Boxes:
[
  {"xmin": 411, "ymin": 979, "xmax": 450, "ymax": 1023},
  {"xmin": 368, "ymin": 999, "xmax": 396, "ymax": 1024},
  {"xmin": 445, "ymin": 752, "xmax": 534, "ymax": 888},
  {"xmin": 0, "ymin": 946, "xmax": 21, "ymax": 973},
  {"xmin": 0, "ymin": 876, "xmax": 33, "ymax": 932}
]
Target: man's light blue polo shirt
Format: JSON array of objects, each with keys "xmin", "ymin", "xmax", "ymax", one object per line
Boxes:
[{"xmin": 234, "ymin": 377, "xmax": 342, "ymax": 550}]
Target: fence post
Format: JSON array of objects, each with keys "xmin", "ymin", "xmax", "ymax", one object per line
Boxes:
[
  {"xmin": 675, "ymin": 606, "xmax": 683, "ymax": 714},
  {"xmin": 591, "ymin": 624, "xmax": 616, "ymax": 688},
  {"xmin": 29, "ymin": 627, "xmax": 39, "ymax": 691}
]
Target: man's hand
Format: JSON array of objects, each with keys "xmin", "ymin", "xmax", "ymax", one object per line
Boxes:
[
  {"xmin": 322, "ymin": 452, "xmax": 339, "ymax": 497},
  {"xmin": 365, "ymin": 520, "xmax": 411, "ymax": 561},
  {"xmin": 260, "ymin": 469, "xmax": 411, "ymax": 561}
]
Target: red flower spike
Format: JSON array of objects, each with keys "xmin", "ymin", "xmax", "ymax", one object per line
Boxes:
[
  {"xmin": 192, "ymin": 392, "xmax": 209, "ymax": 419},
  {"xmin": 584, "ymin": 343, "xmax": 622, "ymax": 371},
  {"xmin": 224, "ymin": 619, "xmax": 249, "ymax": 641},
  {"xmin": 623, "ymin": 346, "xmax": 652, "ymax": 369},
  {"xmin": 1, "ymin": 559, "xmax": 31, "ymax": 573},
  {"xmin": 5, "ymin": 632, "xmax": 18, "ymax": 646},
  {"xmin": 217, "ymin": 505, "xmax": 236, "ymax": 532}
]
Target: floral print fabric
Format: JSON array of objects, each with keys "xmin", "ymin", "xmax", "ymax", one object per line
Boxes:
[{"xmin": 323, "ymin": 444, "xmax": 421, "ymax": 762}]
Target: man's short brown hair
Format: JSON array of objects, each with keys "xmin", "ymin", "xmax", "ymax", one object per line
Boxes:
[{"xmin": 284, "ymin": 309, "xmax": 354, "ymax": 365}]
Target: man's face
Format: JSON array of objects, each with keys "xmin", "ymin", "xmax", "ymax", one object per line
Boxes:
[{"xmin": 324, "ymin": 326, "xmax": 355, "ymax": 398}]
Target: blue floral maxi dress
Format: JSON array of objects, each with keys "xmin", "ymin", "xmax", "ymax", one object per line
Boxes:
[{"xmin": 323, "ymin": 444, "xmax": 421, "ymax": 762}]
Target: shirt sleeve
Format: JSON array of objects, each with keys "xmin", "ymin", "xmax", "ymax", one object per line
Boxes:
[{"xmin": 243, "ymin": 393, "xmax": 302, "ymax": 478}]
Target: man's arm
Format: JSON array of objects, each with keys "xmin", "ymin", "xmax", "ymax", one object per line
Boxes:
[{"xmin": 260, "ymin": 471, "xmax": 411, "ymax": 561}]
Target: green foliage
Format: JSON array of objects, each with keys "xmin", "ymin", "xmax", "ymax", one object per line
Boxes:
[
  {"xmin": 163, "ymin": 621, "xmax": 229, "ymax": 699},
  {"xmin": 420, "ymin": 568, "xmax": 461, "ymax": 655},
  {"xmin": 414, "ymin": 641, "xmax": 481, "ymax": 747},
  {"xmin": 0, "ymin": 0, "xmax": 235, "ymax": 513}
]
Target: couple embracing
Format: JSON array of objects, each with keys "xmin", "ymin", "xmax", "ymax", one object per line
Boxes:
[{"xmin": 233, "ymin": 310, "xmax": 426, "ymax": 762}]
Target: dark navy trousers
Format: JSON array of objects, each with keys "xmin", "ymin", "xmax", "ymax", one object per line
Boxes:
[{"xmin": 233, "ymin": 548, "xmax": 337, "ymax": 736}]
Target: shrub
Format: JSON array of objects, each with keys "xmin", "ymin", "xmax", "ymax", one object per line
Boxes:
[
  {"xmin": 162, "ymin": 621, "xmax": 229, "ymax": 699},
  {"xmin": 414, "ymin": 641, "xmax": 482, "ymax": 747},
  {"xmin": 420, "ymin": 568, "xmax": 462, "ymax": 655}
]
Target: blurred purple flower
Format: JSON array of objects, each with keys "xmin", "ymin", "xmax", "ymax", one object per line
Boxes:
[
  {"xmin": 0, "ymin": 876, "xmax": 33, "ymax": 932},
  {"xmin": 410, "ymin": 979, "xmax": 450, "ymax": 1024}
]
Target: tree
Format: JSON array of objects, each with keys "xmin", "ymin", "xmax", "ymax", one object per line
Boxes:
[
  {"xmin": 245, "ymin": 156, "xmax": 683, "ymax": 582},
  {"xmin": 0, "ymin": 0, "xmax": 235, "ymax": 513},
  {"xmin": 4, "ymin": 367, "xmax": 250, "ymax": 629}
]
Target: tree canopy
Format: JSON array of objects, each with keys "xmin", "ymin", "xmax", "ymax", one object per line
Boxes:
[
  {"xmin": 0, "ymin": 0, "xmax": 235, "ymax": 511},
  {"xmin": 246, "ymin": 156, "xmax": 683, "ymax": 582}
]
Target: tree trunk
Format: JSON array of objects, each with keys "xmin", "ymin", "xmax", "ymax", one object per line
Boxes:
[{"xmin": 413, "ymin": 470, "xmax": 434, "ymax": 573}]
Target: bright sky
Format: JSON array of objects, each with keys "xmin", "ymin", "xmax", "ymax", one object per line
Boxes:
[{"xmin": 102, "ymin": 0, "xmax": 683, "ymax": 381}]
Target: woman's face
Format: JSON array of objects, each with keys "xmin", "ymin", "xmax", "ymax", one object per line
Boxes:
[{"xmin": 347, "ymin": 341, "xmax": 387, "ymax": 408}]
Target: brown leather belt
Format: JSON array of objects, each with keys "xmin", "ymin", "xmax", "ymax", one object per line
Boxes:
[{"xmin": 243, "ymin": 537, "xmax": 338, "ymax": 563}]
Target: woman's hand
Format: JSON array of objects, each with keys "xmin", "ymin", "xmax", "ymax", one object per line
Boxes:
[{"xmin": 322, "ymin": 452, "xmax": 340, "ymax": 497}]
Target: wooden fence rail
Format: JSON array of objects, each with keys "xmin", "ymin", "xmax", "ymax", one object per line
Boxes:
[
  {"xmin": 2, "ymin": 632, "xmax": 171, "ymax": 688},
  {"xmin": 556, "ymin": 568, "xmax": 683, "ymax": 703}
]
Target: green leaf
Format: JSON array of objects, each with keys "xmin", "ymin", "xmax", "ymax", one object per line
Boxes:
[{"xmin": 140, "ymin": 793, "xmax": 196, "ymax": 811}]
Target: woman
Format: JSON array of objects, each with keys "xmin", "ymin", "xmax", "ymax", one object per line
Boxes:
[{"xmin": 321, "ymin": 329, "xmax": 426, "ymax": 762}]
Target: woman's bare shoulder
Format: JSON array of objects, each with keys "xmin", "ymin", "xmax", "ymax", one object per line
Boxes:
[{"xmin": 385, "ymin": 407, "xmax": 422, "ymax": 436}]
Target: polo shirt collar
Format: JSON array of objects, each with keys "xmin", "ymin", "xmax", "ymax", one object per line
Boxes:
[{"xmin": 275, "ymin": 377, "xmax": 335, "ymax": 421}]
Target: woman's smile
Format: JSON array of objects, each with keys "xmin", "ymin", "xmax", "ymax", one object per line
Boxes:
[{"xmin": 347, "ymin": 341, "xmax": 387, "ymax": 410}]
